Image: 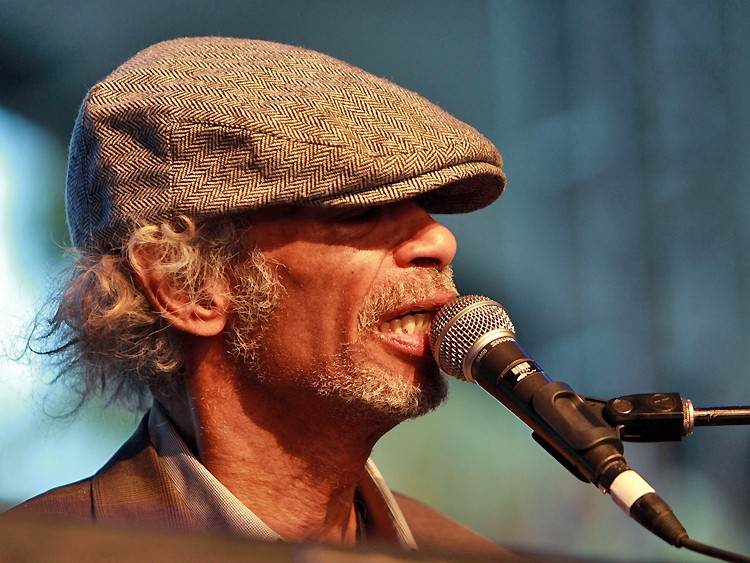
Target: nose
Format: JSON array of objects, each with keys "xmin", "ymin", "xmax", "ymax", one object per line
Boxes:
[{"xmin": 392, "ymin": 202, "xmax": 457, "ymax": 269}]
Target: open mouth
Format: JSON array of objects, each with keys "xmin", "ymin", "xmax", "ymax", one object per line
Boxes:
[{"xmin": 377, "ymin": 311, "xmax": 434, "ymax": 335}]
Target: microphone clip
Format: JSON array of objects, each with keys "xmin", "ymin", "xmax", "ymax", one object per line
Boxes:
[{"xmin": 582, "ymin": 393, "xmax": 750, "ymax": 442}]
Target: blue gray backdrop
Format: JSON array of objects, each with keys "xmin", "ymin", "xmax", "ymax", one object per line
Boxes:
[{"xmin": 1, "ymin": 1, "xmax": 748, "ymax": 560}]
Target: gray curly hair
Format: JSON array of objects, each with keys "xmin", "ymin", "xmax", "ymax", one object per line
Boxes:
[{"xmin": 30, "ymin": 214, "xmax": 281, "ymax": 412}]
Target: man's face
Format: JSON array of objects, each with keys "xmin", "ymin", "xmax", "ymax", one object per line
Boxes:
[{"xmin": 229, "ymin": 200, "xmax": 458, "ymax": 427}]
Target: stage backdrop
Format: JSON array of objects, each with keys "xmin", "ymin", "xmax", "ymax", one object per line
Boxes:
[{"xmin": 1, "ymin": 1, "xmax": 748, "ymax": 560}]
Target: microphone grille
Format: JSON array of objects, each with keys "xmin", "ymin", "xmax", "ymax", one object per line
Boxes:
[{"xmin": 429, "ymin": 295, "xmax": 515, "ymax": 380}]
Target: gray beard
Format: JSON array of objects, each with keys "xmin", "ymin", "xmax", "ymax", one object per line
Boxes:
[{"xmin": 285, "ymin": 340, "xmax": 449, "ymax": 426}]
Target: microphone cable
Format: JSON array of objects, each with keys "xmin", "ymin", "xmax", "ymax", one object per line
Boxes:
[{"xmin": 679, "ymin": 538, "xmax": 750, "ymax": 563}]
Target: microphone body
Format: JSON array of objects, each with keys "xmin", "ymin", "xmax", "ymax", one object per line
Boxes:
[
  {"xmin": 430, "ymin": 295, "xmax": 688, "ymax": 546},
  {"xmin": 462, "ymin": 331, "xmax": 627, "ymax": 488}
]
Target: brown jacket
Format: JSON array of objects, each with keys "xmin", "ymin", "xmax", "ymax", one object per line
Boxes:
[{"xmin": 7, "ymin": 417, "xmax": 516, "ymax": 560}]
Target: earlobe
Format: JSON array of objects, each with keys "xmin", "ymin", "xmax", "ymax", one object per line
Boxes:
[{"xmin": 187, "ymin": 294, "xmax": 231, "ymax": 337}]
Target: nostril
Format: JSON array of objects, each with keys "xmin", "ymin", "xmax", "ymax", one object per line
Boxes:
[{"xmin": 410, "ymin": 257, "xmax": 443, "ymax": 268}]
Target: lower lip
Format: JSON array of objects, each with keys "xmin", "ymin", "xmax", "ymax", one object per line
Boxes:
[{"xmin": 376, "ymin": 331, "xmax": 431, "ymax": 358}]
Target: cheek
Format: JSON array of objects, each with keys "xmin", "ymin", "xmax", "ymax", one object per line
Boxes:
[{"xmin": 272, "ymin": 248, "xmax": 378, "ymax": 350}]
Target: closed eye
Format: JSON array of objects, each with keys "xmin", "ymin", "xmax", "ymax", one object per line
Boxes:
[{"xmin": 326, "ymin": 206, "xmax": 380, "ymax": 223}]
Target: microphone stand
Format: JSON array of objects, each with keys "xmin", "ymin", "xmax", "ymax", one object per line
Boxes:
[
  {"xmin": 581, "ymin": 392, "xmax": 750, "ymax": 442},
  {"xmin": 576, "ymin": 392, "xmax": 750, "ymax": 562}
]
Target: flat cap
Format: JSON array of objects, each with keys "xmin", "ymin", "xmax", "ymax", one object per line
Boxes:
[{"xmin": 66, "ymin": 37, "xmax": 505, "ymax": 251}]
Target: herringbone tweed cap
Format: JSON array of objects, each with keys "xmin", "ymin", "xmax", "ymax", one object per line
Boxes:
[{"xmin": 67, "ymin": 37, "xmax": 505, "ymax": 251}]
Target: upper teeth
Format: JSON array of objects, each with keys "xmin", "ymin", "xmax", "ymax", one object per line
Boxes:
[{"xmin": 378, "ymin": 313, "xmax": 432, "ymax": 335}]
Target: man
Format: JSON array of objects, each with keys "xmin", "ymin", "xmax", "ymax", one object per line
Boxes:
[{"xmin": 9, "ymin": 37, "xmax": 512, "ymax": 557}]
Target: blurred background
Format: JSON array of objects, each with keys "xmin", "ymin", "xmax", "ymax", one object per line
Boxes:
[{"xmin": 1, "ymin": 0, "xmax": 749, "ymax": 560}]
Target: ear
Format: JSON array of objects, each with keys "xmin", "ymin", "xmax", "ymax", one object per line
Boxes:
[{"xmin": 131, "ymin": 246, "xmax": 230, "ymax": 337}]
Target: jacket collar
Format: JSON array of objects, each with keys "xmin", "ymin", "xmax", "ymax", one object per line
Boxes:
[{"xmin": 92, "ymin": 412, "xmax": 196, "ymax": 530}]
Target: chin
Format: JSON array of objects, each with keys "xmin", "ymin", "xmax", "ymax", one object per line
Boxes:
[
  {"xmin": 319, "ymin": 361, "xmax": 449, "ymax": 430},
  {"xmin": 367, "ymin": 364, "xmax": 449, "ymax": 422}
]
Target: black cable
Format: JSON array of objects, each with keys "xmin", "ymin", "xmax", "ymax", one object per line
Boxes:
[{"xmin": 678, "ymin": 537, "xmax": 750, "ymax": 563}]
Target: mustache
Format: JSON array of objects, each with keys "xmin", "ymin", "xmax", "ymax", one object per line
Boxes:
[{"xmin": 357, "ymin": 266, "xmax": 457, "ymax": 332}]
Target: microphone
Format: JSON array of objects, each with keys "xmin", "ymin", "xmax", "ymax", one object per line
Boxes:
[{"xmin": 429, "ymin": 295, "xmax": 688, "ymax": 547}]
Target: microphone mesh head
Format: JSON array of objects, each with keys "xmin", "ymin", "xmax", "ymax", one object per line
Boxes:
[{"xmin": 429, "ymin": 295, "xmax": 515, "ymax": 380}]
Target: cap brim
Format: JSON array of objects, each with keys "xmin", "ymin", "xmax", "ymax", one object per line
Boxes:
[{"xmin": 306, "ymin": 161, "xmax": 506, "ymax": 214}]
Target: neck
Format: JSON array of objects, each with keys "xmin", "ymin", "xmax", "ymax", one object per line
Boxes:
[{"xmin": 163, "ymin": 340, "xmax": 384, "ymax": 544}]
